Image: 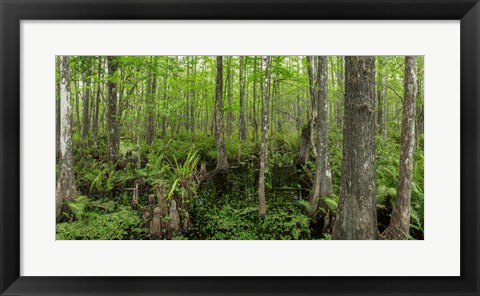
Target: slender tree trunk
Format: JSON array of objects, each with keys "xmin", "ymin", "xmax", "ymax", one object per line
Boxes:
[
  {"xmin": 383, "ymin": 72, "xmax": 389, "ymax": 141},
  {"xmin": 309, "ymin": 56, "xmax": 334, "ymax": 215},
  {"xmin": 384, "ymin": 56, "xmax": 418, "ymax": 240},
  {"xmin": 335, "ymin": 57, "xmax": 344, "ymax": 129},
  {"xmin": 306, "ymin": 56, "xmax": 318, "ymax": 158},
  {"xmin": 75, "ymin": 78, "xmax": 81, "ymax": 130},
  {"xmin": 56, "ymin": 56, "xmax": 77, "ymax": 220},
  {"xmin": 190, "ymin": 58, "xmax": 196, "ymax": 133},
  {"xmin": 215, "ymin": 56, "xmax": 229, "ymax": 171},
  {"xmin": 239, "ymin": 56, "xmax": 247, "ymax": 140},
  {"xmin": 258, "ymin": 56, "xmax": 271, "ymax": 218},
  {"xmin": 146, "ymin": 61, "xmax": 157, "ymax": 145},
  {"xmin": 162, "ymin": 67, "xmax": 168, "ymax": 139},
  {"xmin": 296, "ymin": 56, "xmax": 317, "ymax": 167},
  {"xmin": 82, "ymin": 74, "xmax": 91, "ymax": 138},
  {"xmin": 106, "ymin": 56, "xmax": 120, "ymax": 163},
  {"xmin": 252, "ymin": 56, "xmax": 259, "ymax": 148},
  {"xmin": 226, "ymin": 57, "xmax": 234, "ymax": 138},
  {"xmin": 332, "ymin": 56, "xmax": 378, "ymax": 240},
  {"xmin": 92, "ymin": 57, "xmax": 102, "ymax": 146}
]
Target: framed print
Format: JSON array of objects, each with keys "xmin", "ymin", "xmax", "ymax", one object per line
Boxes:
[{"xmin": 1, "ymin": 0, "xmax": 479, "ymax": 295}]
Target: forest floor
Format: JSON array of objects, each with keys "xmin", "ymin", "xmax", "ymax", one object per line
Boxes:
[{"xmin": 56, "ymin": 131, "xmax": 424, "ymax": 240}]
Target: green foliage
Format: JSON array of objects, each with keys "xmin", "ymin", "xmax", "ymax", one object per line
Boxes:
[
  {"xmin": 191, "ymin": 201, "xmax": 311, "ymax": 240},
  {"xmin": 321, "ymin": 233, "xmax": 332, "ymax": 240},
  {"xmin": 65, "ymin": 195, "xmax": 89, "ymax": 220},
  {"xmin": 376, "ymin": 138, "xmax": 400, "ymax": 205},
  {"xmin": 59, "ymin": 55, "xmax": 424, "ymax": 240},
  {"xmin": 164, "ymin": 148, "xmax": 201, "ymax": 202},
  {"xmin": 323, "ymin": 195, "xmax": 338, "ymax": 214},
  {"xmin": 57, "ymin": 204, "xmax": 147, "ymax": 240}
]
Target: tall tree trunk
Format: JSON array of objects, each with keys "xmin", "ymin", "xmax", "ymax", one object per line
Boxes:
[
  {"xmin": 383, "ymin": 72, "xmax": 389, "ymax": 141},
  {"xmin": 82, "ymin": 74, "xmax": 91, "ymax": 138},
  {"xmin": 309, "ymin": 56, "xmax": 334, "ymax": 215},
  {"xmin": 226, "ymin": 57, "xmax": 234, "ymax": 138},
  {"xmin": 215, "ymin": 56, "xmax": 229, "ymax": 171},
  {"xmin": 92, "ymin": 57, "xmax": 102, "ymax": 146},
  {"xmin": 306, "ymin": 56, "xmax": 318, "ymax": 158},
  {"xmin": 377, "ymin": 73, "xmax": 384, "ymax": 135},
  {"xmin": 258, "ymin": 56, "xmax": 271, "ymax": 218},
  {"xmin": 239, "ymin": 56, "xmax": 247, "ymax": 140},
  {"xmin": 75, "ymin": 78, "xmax": 81, "ymax": 130},
  {"xmin": 190, "ymin": 58, "xmax": 196, "ymax": 133},
  {"xmin": 335, "ymin": 57, "xmax": 344, "ymax": 129},
  {"xmin": 56, "ymin": 56, "xmax": 77, "ymax": 220},
  {"xmin": 296, "ymin": 56, "xmax": 317, "ymax": 167},
  {"xmin": 185, "ymin": 57, "xmax": 190, "ymax": 132},
  {"xmin": 145, "ymin": 71, "xmax": 157, "ymax": 145},
  {"xmin": 106, "ymin": 56, "xmax": 120, "ymax": 163},
  {"xmin": 332, "ymin": 56, "xmax": 378, "ymax": 240},
  {"xmin": 252, "ymin": 56, "xmax": 259, "ymax": 148},
  {"xmin": 384, "ymin": 56, "xmax": 418, "ymax": 240},
  {"xmin": 162, "ymin": 67, "xmax": 168, "ymax": 139}
]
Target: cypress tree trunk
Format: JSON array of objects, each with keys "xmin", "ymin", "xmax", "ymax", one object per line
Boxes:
[
  {"xmin": 162, "ymin": 67, "xmax": 168, "ymax": 139},
  {"xmin": 92, "ymin": 57, "xmax": 102, "ymax": 146},
  {"xmin": 215, "ymin": 56, "xmax": 229, "ymax": 171},
  {"xmin": 309, "ymin": 56, "xmax": 334, "ymax": 215},
  {"xmin": 82, "ymin": 74, "xmax": 91, "ymax": 138},
  {"xmin": 106, "ymin": 56, "xmax": 120, "ymax": 162},
  {"xmin": 258, "ymin": 56, "xmax": 271, "ymax": 218},
  {"xmin": 252, "ymin": 57, "xmax": 259, "ymax": 148},
  {"xmin": 56, "ymin": 56, "xmax": 77, "ymax": 219},
  {"xmin": 226, "ymin": 57, "xmax": 234, "ymax": 138},
  {"xmin": 306, "ymin": 56, "xmax": 318, "ymax": 159},
  {"xmin": 145, "ymin": 73, "xmax": 157, "ymax": 145},
  {"xmin": 239, "ymin": 56, "xmax": 247, "ymax": 140},
  {"xmin": 384, "ymin": 56, "xmax": 418, "ymax": 240},
  {"xmin": 332, "ymin": 56, "xmax": 378, "ymax": 240},
  {"xmin": 383, "ymin": 72, "xmax": 389, "ymax": 141}
]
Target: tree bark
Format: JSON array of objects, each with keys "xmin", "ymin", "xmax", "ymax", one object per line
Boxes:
[
  {"xmin": 252, "ymin": 57, "xmax": 259, "ymax": 148},
  {"xmin": 258, "ymin": 56, "xmax": 271, "ymax": 218},
  {"xmin": 162, "ymin": 67, "xmax": 168, "ymax": 139},
  {"xmin": 332, "ymin": 56, "xmax": 378, "ymax": 240},
  {"xmin": 306, "ymin": 56, "xmax": 318, "ymax": 158},
  {"xmin": 383, "ymin": 72, "xmax": 389, "ymax": 141},
  {"xmin": 295, "ymin": 123, "xmax": 311, "ymax": 167},
  {"xmin": 190, "ymin": 57, "xmax": 196, "ymax": 133},
  {"xmin": 239, "ymin": 56, "xmax": 247, "ymax": 140},
  {"xmin": 384, "ymin": 56, "xmax": 418, "ymax": 240},
  {"xmin": 106, "ymin": 56, "xmax": 120, "ymax": 163},
  {"xmin": 56, "ymin": 56, "xmax": 77, "ymax": 219},
  {"xmin": 226, "ymin": 57, "xmax": 234, "ymax": 138},
  {"xmin": 92, "ymin": 57, "xmax": 102, "ymax": 146},
  {"xmin": 82, "ymin": 73, "xmax": 91, "ymax": 138},
  {"xmin": 335, "ymin": 57, "xmax": 344, "ymax": 129},
  {"xmin": 145, "ymin": 75, "xmax": 157, "ymax": 145},
  {"xmin": 309, "ymin": 56, "xmax": 334, "ymax": 215},
  {"xmin": 215, "ymin": 56, "xmax": 229, "ymax": 171}
]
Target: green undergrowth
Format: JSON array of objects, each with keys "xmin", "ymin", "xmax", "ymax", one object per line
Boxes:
[
  {"xmin": 56, "ymin": 196, "xmax": 147, "ymax": 240},
  {"xmin": 58, "ymin": 129, "xmax": 424, "ymax": 240},
  {"xmin": 189, "ymin": 186, "xmax": 312, "ymax": 240}
]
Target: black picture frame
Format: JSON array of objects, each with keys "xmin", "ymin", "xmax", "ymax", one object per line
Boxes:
[{"xmin": 1, "ymin": 0, "xmax": 479, "ymax": 295}]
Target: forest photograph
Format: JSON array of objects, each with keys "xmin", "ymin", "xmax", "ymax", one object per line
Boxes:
[{"xmin": 55, "ymin": 55, "xmax": 424, "ymax": 240}]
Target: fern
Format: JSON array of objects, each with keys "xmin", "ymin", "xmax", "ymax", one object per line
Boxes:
[{"xmin": 66, "ymin": 195, "xmax": 89, "ymax": 220}]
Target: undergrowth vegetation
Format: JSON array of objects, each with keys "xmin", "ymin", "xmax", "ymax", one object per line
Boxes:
[{"xmin": 57, "ymin": 129, "xmax": 424, "ymax": 240}]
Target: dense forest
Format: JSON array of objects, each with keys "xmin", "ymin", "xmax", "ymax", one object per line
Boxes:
[{"xmin": 56, "ymin": 55, "xmax": 424, "ymax": 240}]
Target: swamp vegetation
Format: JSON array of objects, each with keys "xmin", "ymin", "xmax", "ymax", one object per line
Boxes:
[{"xmin": 56, "ymin": 56, "xmax": 424, "ymax": 240}]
